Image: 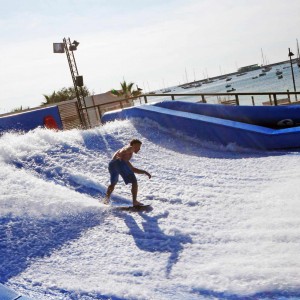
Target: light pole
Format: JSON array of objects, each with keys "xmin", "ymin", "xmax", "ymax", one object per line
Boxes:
[
  {"xmin": 53, "ymin": 38, "xmax": 90, "ymax": 128},
  {"xmin": 288, "ymin": 48, "xmax": 297, "ymax": 100}
]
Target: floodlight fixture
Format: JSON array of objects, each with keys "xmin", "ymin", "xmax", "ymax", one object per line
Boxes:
[
  {"xmin": 69, "ymin": 44, "xmax": 77, "ymax": 51},
  {"xmin": 288, "ymin": 49, "xmax": 294, "ymax": 57}
]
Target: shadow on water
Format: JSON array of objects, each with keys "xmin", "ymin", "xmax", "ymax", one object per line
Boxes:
[
  {"xmin": 10, "ymin": 131, "xmax": 127, "ymax": 200},
  {"xmin": 116, "ymin": 211, "xmax": 192, "ymax": 278},
  {"xmin": 81, "ymin": 131, "xmax": 124, "ymax": 155},
  {"xmin": 0, "ymin": 211, "xmax": 103, "ymax": 283},
  {"xmin": 11, "ymin": 157, "xmax": 104, "ymax": 199}
]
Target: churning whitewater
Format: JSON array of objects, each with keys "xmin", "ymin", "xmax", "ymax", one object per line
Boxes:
[{"xmin": 0, "ymin": 119, "xmax": 300, "ymax": 300}]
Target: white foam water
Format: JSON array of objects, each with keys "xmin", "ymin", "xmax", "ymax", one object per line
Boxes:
[{"xmin": 1, "ymin": 119, "xmax": 299, "ymax": 299}]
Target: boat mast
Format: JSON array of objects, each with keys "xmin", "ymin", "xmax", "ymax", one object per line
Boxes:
[
  {"xmin": 297, "ymin": 39, "xmax": 300, "ymax": 67},
  {"xmin": 185, "ymin": 68, "xmax": 188, "ymax": 83},
  {"xmin": 261, "ymin": 48, "xmax": 265, "ymax": 66}
]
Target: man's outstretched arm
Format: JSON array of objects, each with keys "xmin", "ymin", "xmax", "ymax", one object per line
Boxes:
[{"xmin": 127, "ymin": 161, "xmax": 151, "ymax": 179}]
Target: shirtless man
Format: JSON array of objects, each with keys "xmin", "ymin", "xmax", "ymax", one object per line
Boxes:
[{"xmin": 104, "ymin": 139, "xmax": 151, "ymax": 206}]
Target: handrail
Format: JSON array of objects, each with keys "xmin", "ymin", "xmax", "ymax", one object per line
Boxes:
[
  {"xmin": 79, "ymin": 91, "xmax": 300, "ymax": 114},
  {"xmin": 73, "ymin": 91, "xmax": 300, "ymax": 128},
  {"xmin": 144, "ymin": 91, "xmax": 300, "ymax": 106},
  {"xmin": 143, "ymin": 91, "xmax": 299, "ymax": 96}
]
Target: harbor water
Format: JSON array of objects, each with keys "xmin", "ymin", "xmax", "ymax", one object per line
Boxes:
[{"xmin": 148, "ymin": 62, "xmax": 300, "ymax": 106}]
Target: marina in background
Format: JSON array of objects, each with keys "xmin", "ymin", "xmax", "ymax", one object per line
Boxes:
[{"xmin": 150, "ymin": 59, "xmax": 300, "ymax": 106}]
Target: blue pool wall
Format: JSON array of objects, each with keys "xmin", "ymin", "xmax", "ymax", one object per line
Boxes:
[
  {"xmin": 101, "ymin": 104, "xmax": 300, "ymax": 150},
  {"xmin": 154, "ymin": 100, "xmax": 300, "ymax": 128},
  {"xmin": 0, "ymin": 283, "xmax": 33, "ymax": 300},
  {"xmin": 0, "ymin": 106, "xmax": 63, "ymax": 134}
]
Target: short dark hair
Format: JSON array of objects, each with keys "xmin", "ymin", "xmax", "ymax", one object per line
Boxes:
[{"xmin": 130, "ymin": 139, "xmax": 142, "ymax": 146}]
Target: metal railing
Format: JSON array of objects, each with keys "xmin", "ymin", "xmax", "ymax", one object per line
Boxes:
[
  {"xmin": 140, "ymin": 91, "xmax": 300, "ymax": 106},
  {"xmin": 76, "ymin": 91, "xmax": 300, "ymax": 128}
]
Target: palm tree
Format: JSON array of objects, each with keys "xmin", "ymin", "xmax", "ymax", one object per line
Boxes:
[
  {"xmin": 41, "ymin": 86, "xmax": 90, "ymax": 106},
  {"xmin": 41, "ymin": 91, "xmax": 61, "ymax": 106},
  {"xmin": 111, "ymin": 80, "xmax": 142, "ymax": 98}
]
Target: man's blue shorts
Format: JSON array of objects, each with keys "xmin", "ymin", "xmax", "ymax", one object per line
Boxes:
[{"xmin": 108, "ymin": 159, "xmax": 137, "ymax": 185}]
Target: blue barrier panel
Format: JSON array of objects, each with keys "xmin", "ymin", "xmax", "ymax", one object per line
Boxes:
[
  {"xmin": 153, "ymin": 100, "xmax": 300, "ymax": 129},
  {"xmin": 0, "ymin": 106, "xmax": 63, "ymax": 134},
  {"xmin": 0, "ymin": 283, "xmax": 34, "ymax": 300},
  {"xmin": 101, "ymin": 105, "xmax": 300, "ymax": 150},
  {"xmin": 0, "ymin": 283, "xmax": 19, "ymax": 300}
]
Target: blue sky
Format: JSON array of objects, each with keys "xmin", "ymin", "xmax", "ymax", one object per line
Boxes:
[{"xmin": 0, "ymin": 0, "xmax": 300, "ymax": 112}]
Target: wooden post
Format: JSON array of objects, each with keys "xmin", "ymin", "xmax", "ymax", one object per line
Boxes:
[
  {"xmin": 97, "ymin": 106, "xmax": 102, "ymax": 122},
  {"xmin": 287, "ymin": 90, "xmax": 291, "ymax": 103},
  {"xmin": 273, "ymin": 94, "xmax": 278, "ymax": 106},
  {"xmin": 235, "ymin": 94, "xmax": 240, "ymax": 105},
  {"xmin": 201, "ymin": 95, "xmax": 206, "ymax": 103},
  {"xmin": 286, "ymin": 90, "xmax": 291, "ymax": 103},
  {"xmin": 143, "ymin": 95, "xmax": 148, "ymax": 104},
  {"xmin": 251, "ymin": 96, "xmax": 255, "ymax": 106},
  {"xmin": 171, "ymin": 95, "xmax": 175, "ymax": 100},
  {"xmin": 269, "ymin": 94, "xmax": 273, "ymax": 105}
]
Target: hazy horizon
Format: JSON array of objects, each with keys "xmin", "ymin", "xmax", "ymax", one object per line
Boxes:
[{"xmin": 1, "ymin": 0, "xmax": 300, "ymax": 113}]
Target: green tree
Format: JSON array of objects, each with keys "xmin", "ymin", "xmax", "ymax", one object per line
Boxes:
[
  {"xmin": 111, "ymin": 81, "xmax": 142, "ymax": 98},
  {"xmin": 41, "ymin": 86, "xmax": 90, "ymax": 106},
  {"xmin": 11, "ymin": 105, "xmax": 30, "ymax": 113}
]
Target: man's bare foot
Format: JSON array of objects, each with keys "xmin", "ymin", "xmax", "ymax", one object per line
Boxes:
[{"xmin": 133, "ymin": 201, "xmax": 144, "ymax": 207}]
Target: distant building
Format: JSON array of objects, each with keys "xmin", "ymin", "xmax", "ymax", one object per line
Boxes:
[
  {"xmin": 238, "ymin": 64, "xmax": 261, "ymax": 72},
  {"xmin": 83, "ymin": 91, "xmax": 135, "ymax": 127},
  {"xmin": 56, "ymin": 91, "xmax": 136, "ymax": 129}
]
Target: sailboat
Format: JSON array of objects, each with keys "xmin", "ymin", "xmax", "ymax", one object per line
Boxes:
[{"xmin": 261, "ymin": 48, "xmax": 272, "ymax": 72}]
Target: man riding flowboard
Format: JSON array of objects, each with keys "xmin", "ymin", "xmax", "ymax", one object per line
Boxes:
[{"xmin": 104, "ymin": 139, "xmax": 151, "ymax": 206}]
